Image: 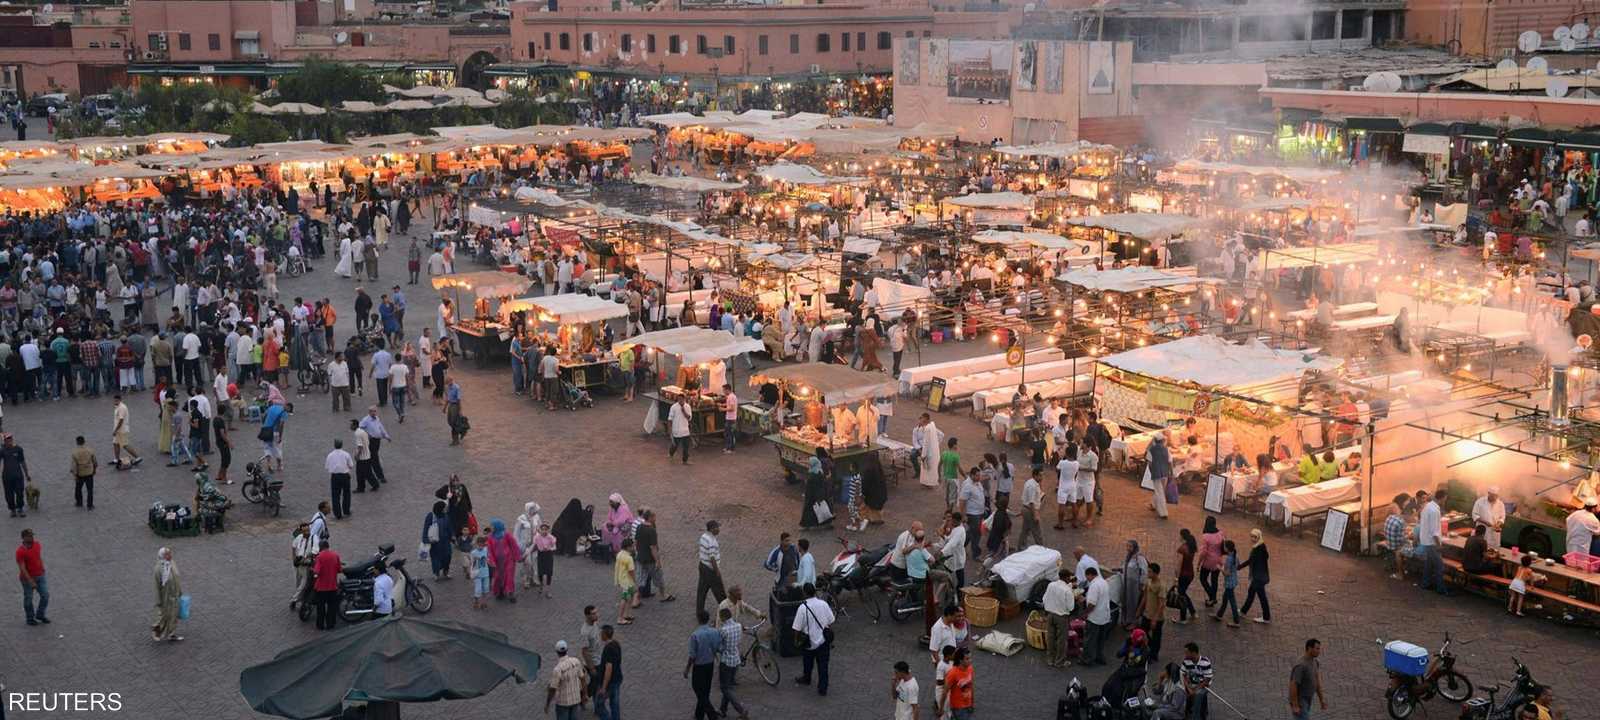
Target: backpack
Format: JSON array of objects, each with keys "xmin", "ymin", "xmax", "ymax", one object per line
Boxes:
[{"xmin": 763, "ymin": 545, "xmax": 782, "ymax": 573}]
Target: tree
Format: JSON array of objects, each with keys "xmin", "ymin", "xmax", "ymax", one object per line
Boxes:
[
  {"xmin": 216, "ymin": 112, "xmax": 289, "ymax": 145},
  {"xmin": 274, "ymin": 57, "xmax": 384, "ymax": 109}
]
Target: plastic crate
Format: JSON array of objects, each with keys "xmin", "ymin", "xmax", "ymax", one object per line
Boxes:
[
  {"xmin": 1562, "ymin": 552, "xmax": 1600, "ymax": 573},
  {"xmin": 1383, "ymin": 640, "xmax": 1429, "ymax": 677}
]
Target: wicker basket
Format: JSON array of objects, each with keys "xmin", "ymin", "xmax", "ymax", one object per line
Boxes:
[
  {"xmin": 965, "ymin": 594, "xmax": 999, "ymax": 627},
  {"xmin": 1025, "ymin": 611, "xmax": 1050, "ymax": 650}
]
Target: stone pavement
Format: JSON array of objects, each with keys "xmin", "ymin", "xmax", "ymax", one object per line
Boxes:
[{"xmin": 1, "ymin": 214, "xmax": 1597, "ymax": 720}]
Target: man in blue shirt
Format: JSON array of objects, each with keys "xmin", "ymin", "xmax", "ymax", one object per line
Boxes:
[
  {"xmin": 370, "ymin": 346, "xmax": 393, "ymax": 408},
  {"xmin": 262, "ymin": 401, "xmax": 288, "ymax": 472},
  {"xmin": 684, "ymin": 609, "xmax": 723, "ymax": 720},
  {"xmin": 389, "ymin": 286, "xmax": 407, "ymax": 333},
  {"xmin": 446, "ymin": 376, "xmax": 465, "ymax": 445},
  {"xmin": 358, "ymin": 407, "xmax": 391, "ymax": 484}
]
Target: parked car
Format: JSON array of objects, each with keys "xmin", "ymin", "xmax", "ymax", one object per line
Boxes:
[
  {"xmin": 84, "ymin": 93, "xmax": 119, "ymax": 119},
  {"xmin": 25, "ymin": 93, "xmax": 70, "ymax": 117}
]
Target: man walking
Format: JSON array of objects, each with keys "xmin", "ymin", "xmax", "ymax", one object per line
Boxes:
[
  {"xmin": 594, "ymin": 624, "xmax": 623, "ymax": 720},
  {"xmin": 696, "ymin": 520, "xmax": 726, "ymax": 615},
  {"xmin": 1290, "ymin": 638, "xmax": 1326, "ymax": 720},
  {"xmin": 311, "ymin": 539, "xmax": 341, "ymax": 630},
  {"xmin": 110, "ymin": 394, "xmax": 143, "ymax": 469},
  {"xmin": 685, "ymin": 609, "xmax": 723, "ymax": 720},
  {"xmin": 545, "ymin": 640, "xmax": 589, "ymax": 720},
  {"xmin": 1017, "ymin": 468, "xmax": 1045, "ymax": 548},
  {"xmin": 579, "ymin": 606, "xmax": 603, "ymax": 699},
  {"xmin": 1043, "ymin": 568, "xmax": 1075, "ymax": 668},
  {"xmin": 388, "ymin": 357, "xmax": 409, "ymax": 423},
  {"xmin": 370, "ymin": 344, "xmax": 393, "ymax": 408},
  {"xmin": 793, "ymin": 582, "xmax": 836, "ymax": 695},
  {"xmin": 68, "ymin": 435, "xmax": 97, "ymax": 510},
  {"xmin": 324, "ymin": 439, "xmax": 354, "ymax": 520},
  {"xmin": 350, "ymin": 419, "xmax": 376, "ymax": 494},
  {"xmin": 358, "ymin": 407, "xmax": 390, "ymax": 484},
  {"xmin": 1417, "ymin": 489, "xmax": 1447, "ymax": 595},
  {"xmin": 1082, "ymin": 566, "xmax": 1112, "ymax": 666},
  {"xmin": 328, "ymin": 351, "xmax": 352, "ymax": 412},
  {"xmin": 940, "ymin": 648, "xmax": 975, "ymax": 719},
  {"xmin": 16, "ymin": 529, "xmax": 47, "ymax": 625},
  {"xmin": 892, "ymin": 660, "xmax": 920, "ymax": 720},
  {"xmin": 668, "ymin": 395, "xmax": 693, "ymax": 464},
  {"xmin": 0, "ymin": 434, "xmax": 30, "ymax": 518},
  {"xmin": 634, "ymin": 509, "xmax": 675, "ymax": 603},
  {"xmin": 716, "ymin": 607, "xmax": 748, "ymax": 719}
]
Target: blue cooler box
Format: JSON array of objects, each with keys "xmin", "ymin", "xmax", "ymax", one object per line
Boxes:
[{"xmin": 1384, "ymin": 641, "xmax": 1429, "ymax": 676}]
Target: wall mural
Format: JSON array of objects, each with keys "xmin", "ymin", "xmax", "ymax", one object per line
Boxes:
[
  {"xmin": 1043, "ymin": 41, "xmax": 1065, "ymax": 94},
  {"xmin": 946, "ymin": 40, "xmax": 1011, "ymax": 101},
  {"xmin": 898, "ymin": 37, "xmax": 920, "ymax": 87},
  {"xmin": 1016, "ymin": 40, "xmax": 1038, "ymax": 92},
  {"xmin": 926, "ymin": 38, "xmax": 947, "ymax": 87}
]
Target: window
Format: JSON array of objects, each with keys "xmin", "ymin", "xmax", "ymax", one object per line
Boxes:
[
  {"xmin": 696, "ymin": 34, "xmax": 706, "ymax": 54},
  {"xmin": 177, "ymin": 33, "xmax": 191, "ymax": 51},
  {"xmin": 208, "ymin": 33, "xmax": 221, "ymax": 51},
  {"xmin": 877, "ymin": 31, "xmax": 891, "ymax": 50},
  {"xmin": 88, "ymin": 41, "xmax": 101, "ymax": 48},
  {"xmin": 236, "ymin": 36, "xmax": 260, "ymax": 55},
  {"xmin": 647, "ymin": 34, "xmax": 656, "ymax": 52},
  {"xmin": 758, "ymin": 34, "xmax": 768, "ymax": 55},
  {"xmin": 790, "ymin": 33, "xmax": 799, "ymax": 53},
  {"xmin": 527, "ymin": 41, "xmax": 537, "ymax": 59},
  {"xmin": 922, "ymin": 30, "xmax": 931, "ymax": 37},
  {"xmin": 816, "ymin": 33, "xmax": 829, "ymax": 52},
  {"xmin": 544, "ymin": 32, "xmax": 551, "ymax": 49},
  {"xmin": 842, "ymin": 32, "xmax": 850, "ymax": 52},
  {"xmin": 621, "ymin": 33, "xmax": 631, "ymax": 52},
  {"xmin": 905, "ymin": 31, "xmax": 914, "ymax": 38},
  {"xmin": 669, "ymin": 35, "xmax": 681, "ymax": 54},
  {"xmin": 1340, "ymin": 9, "xmax": 1366, "ymax": 39},
  {"xmin": 724, "ymin": 35, "xmax": 734, "ymax": 54},
  {"xmin": 110, "ymin": 40, "xmax": 121, "ymax": 48},
  {"xmin": 582, "ymin": 32, "xmax": 592, "ymax": 52},
  {"xmin": 857, "ymin": 32, "xmax": 865, "ymax": 50},
  {"xmin": 147, "ymin": 32, "xmax": 165, "ymax": 50},
  {"xmin": 1311, "ymin": 11, "xmax": 1336, "ymax": 40},
  {"xmin": 559, "ymin": 33, "xmax": 570, "ymax": 50}
]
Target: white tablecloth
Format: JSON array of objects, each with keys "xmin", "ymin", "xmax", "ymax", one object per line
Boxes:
[
  {"xmin": 1285, "ymin": 302, "xmax": 1378, "ymax": 321},
  {"xmin": 1332, "ymin": 314, "xmax": 1397, "ymax": 332},
  {"xmin": 897, "ymin": 348, "xmax": 1059, "ymax": 393},
  {"xmin": 942, "ymin": 359, "xmax": 1082, "ymax": 399},
  {"xmin": 1265, "ymin": 476, "xmax": 1359, "ymax": 526},
  {"xmin": 973, "ymin": 373, "xmax": 1092, "ymax": 415}
]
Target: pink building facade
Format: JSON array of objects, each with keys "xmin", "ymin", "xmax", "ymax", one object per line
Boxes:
[{"xmin": 0, "ymin": 7, "xmax": 133, "ymax": 96}]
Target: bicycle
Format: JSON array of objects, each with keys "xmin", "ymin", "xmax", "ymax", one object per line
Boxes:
[
  {"xmin": 740, "ymin": 618, "xmax": 780, "ymax": 686},
  {"xmin": 296, "ymin": 354, "xmax": 329, "ymax": 394}
]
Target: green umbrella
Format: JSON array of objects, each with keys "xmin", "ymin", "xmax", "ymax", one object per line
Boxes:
[{"xmin": 240, "ymin": 615, "xmax": 542, "ymax": 719}]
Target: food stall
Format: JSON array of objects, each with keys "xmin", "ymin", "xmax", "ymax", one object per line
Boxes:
[
  {"xmin": 627, "ymin": 326, "xmax": 766, "ymax": 439},
  {"xmin": 749, "ymin": 363, "xmax": 897, "ymax": 485},
  {"xmin": 432, "ymin": 271, "xmax": 535, "ymax": 365},
  {"xmin": 512, "ymin": 293, "xmax": 630, "ymax": 391}
]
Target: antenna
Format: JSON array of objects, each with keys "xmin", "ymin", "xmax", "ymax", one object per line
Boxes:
[
  {"xmin": 1527, "ymin": 56, "xmax": 1549, "ymax": 74},
  {"xmin": 1547, "ymin": 77, "xmax": 1571, "ymax": 97},
  {"xmin": 41, "ymin": 3, "xmax": 53, "ymax": 13},
  {"xmin": 335, "ymin": 31, "xmax": 349, "ymax": 45},
  {"xmin": 1518, "ymin": 30, "xmax": 1542, "ymax": 53},
  {"xmin": 1562, "ymin": 37, "xmax": 1577, "ymax": 52},
  {"xmin": 1555, "ymin": 25, "xmax": 1572, "ymax": 41},
  {"xmin": 1574, "ymin": 23, "xmax": 1591, "ymax": 41},
  {"xmin": 1496, "ymin": 58, "xmax": 1519, "ymax": 71}
]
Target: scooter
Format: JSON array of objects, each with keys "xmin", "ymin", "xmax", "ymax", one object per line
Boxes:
[
  {"xmin": 1457, "ymin": 658, "xmax": 1538, "ymax": 720},
  {"xmin": 296, "ymin": 544, "xmax": 435, "ymax": 623},
  {"xmin": 1384, "ymin": 633, "xmax": 1473, "ymax": 719},
  {"xmin": 820, "ymin": 537, "xmax": 889, "ymax": 622},
  {"xmin": 239, "ymin": 462, "xmax": 283, "ymax": 516}
]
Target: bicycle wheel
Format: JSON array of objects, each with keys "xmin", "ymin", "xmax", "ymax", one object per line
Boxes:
[
  {"xmin": 751, "ymin": 643, "xmax": 780, "ymax": 686},
  {"xmin": 861, "ymin": 588, "xmax": 882, "ymax": 622},
  {"xmin": 1435, "ymin": 670, "xmax": 1472, "ymax": 702},
  {"xmin": 297, "ymin": 368, "xmax": 314, "ymax": 388},
  {"xmin": 407, "ymin": 580, "xmax": 435, "ymax": 614},
  {"xmin": 267, "ymin": 489, "xmax": 282, "ymax": 517}
]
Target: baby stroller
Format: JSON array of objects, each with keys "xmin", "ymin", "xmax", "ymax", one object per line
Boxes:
[{"xmin": 556, "ymin": 378, "xmax": 594, "ymax": 410}]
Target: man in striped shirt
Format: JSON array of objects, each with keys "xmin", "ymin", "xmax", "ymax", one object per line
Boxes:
[
  {"xmin": 1182, "ymin": 642, "xmax": 1213, "ymax": 720},
  {"xmin": 696, "ymin": 520, "xmax": 726, "ymax": 616},
  {"xmin": 716, "ymin": 607, "xmax": 748, "ymax": 719}
]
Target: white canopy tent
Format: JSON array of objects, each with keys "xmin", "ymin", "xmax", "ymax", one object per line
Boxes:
[
  {"xmin": 1098, "ymin": 335, "xmax": 1341, "ymax": 395},
  {"xmin": 618, "ymin": 326, "xmax": 764, "ymax": 364},
  {"xmin": 1172, "ymin": 159, "xmax": 1344, "ymax": 184},
  {"xmin": 992, "ymin": 140, "xmax": 1116, "ymax": 159},
  {"xmin": 1258, "ymin": 241, "xmax": 1383, "ymax": 271},
  {"xmin": 754, "ymin": 161, "xmax": 867, "ymax": 186},
  {"xmin": 1065, "ymin": 213, "xmax": 1206, "ymax": 238},
  {"xmin": 870, "ymin": 278, "xmax": 931, "ymax": 320},
  {"xmin": 1057, "ymin": 266, "xmax": 1215, "ymax": 293},
  {"xmin": 510, "ymin": 293, "xmax": 629, "ymax": 324},
  {"xmin": 944, "ymin": 191, "xmax": 1035, "ymax": 210},
  {"xmin": 631, "ymin": 173, "xmax": 745, "ymax": 193}
]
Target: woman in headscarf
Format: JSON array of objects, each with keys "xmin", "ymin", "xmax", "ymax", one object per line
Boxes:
[
  {"xmin": 1147, "ymin": 435, "xmax": 1173, "ymax": 520},
  {"xmin": 1119, "ymin": 539, "xmax": 1149, "ymax": 627},
  {"xmin": 515, "ymin": 502, "xmax": 542, "ymax": 589},
  {"xmin": 152, "ymin": 547, "xmax": 183, "ymax": 642},
  {"xmin": 486, "ymin": 518, "xmax": 522, "ymax": 602},
  {"xmin": 422, "ymin": 501, "xmax": 453, "ymax": 580},
  {"xmin": 551, "ymin": 498, "xmax": 589, "ymax": 556},
  {"xmin": 1238, "ymin": 528, "xmax": 1272, "ymax": 623},
  {"xmin": 801, "ymin": 447, "xmax": 834, "ymax": 527},
  {"xmin": 434, "ymin": 474, "xmax": 474, "ymax": 545},
  {"xmin": 602, "ymin": 494, "xmax": 634, "ymax": 553}
]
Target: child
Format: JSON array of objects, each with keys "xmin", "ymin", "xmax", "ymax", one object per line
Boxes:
[
  {"xmin": 533, "ymin": 523, "xmax": 556, "ymax": 598},
  {"xmin": 1509, "ymin": 555, "xmax": 1540, "ymax": 616},
  {"xmin": 934, "ymin": 644, "xmax": 956, "ymax": 720},
  {"xmin": 1212, "ymin": 540, "xmax": 1240, "ymax": 627},
  {"xmin": 470, "ymin": 534, "xmax": 490, "ymax": 610}
]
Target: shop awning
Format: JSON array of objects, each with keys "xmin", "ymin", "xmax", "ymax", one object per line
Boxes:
[
  {"xmin": 748, "ymin": 363, "xmax": 897, "ymax": 406},
  {"xmin": 1405, "ymin": 122, "xmax": 1450, "ymax": 136},
  {"xmin": 1559, "ymin": 132, "xmax": 1600, "ymax": 151},
  {"xmin": 234, "ymin": 31, "xmax": 260, "ymax": 40},
  {"xmin": 1454, "ymin": 123, "xmax": 1500, "ymax": 141},
  {"xmin": 512, "ymin": 293, "xmax": 629, "ymax": 324},
  {"xmin": 1344, "ymin": 117, "xmax": 1404, "ymax": 133},
  {"xmin": 1506, "ymin": 127, "xmax": 1556, "ymax": 147},
  {"xmin": 617, "ymin": 327, "xmax": 764, "ymax": 365}
]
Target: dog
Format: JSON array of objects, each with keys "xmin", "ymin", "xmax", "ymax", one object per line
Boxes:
[{"xmin": 24, "ymin": 481, "xmax": 40, "ymax": 510}]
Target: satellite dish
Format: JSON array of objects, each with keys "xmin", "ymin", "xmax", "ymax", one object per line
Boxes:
[
  {"xmin": 1528, "ymin": 56, "xmax": 1549, "ymax": 73},
  {"xmin": 1548, "ymin": 77, "xmax": 1571, "ymax": 97},
  {"xmin": 1575, "ymin": 23, "xmax": 1591, "ymax": 40},
  {"xmin": 1556, "ymin": 25, "xmax": 1573, "ymax": 41},
  {"xmin": 1519, "ymin": 30, "xmax": 1543, "ymax": 53},
  {"xmin": 1498, "ymin": 58, "xmax": 1520, "ymax": 71},
  {"xmin": 1362, "ymin": 73, "xmax": 1401, "ymax": 92},
  {"xmin": 335, "ymin": 31, "xmax": 349, "ymax": 44},
  {"xmin": 1563, "ymin": 37, "xmax": 1578, "ymax": 52},
  {"xmin": 40, "ymin": 3, "xmax": 52, "ymax": 12}
]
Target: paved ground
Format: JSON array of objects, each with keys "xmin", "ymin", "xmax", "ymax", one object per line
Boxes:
[{"xmin": 2, "ymin": 210, "xmax": 1598, "ymax": 720}]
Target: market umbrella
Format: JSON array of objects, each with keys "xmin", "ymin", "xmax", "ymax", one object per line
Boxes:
[{"xmin": 239, "ymin": 615, "xmax": 542, "ymax": 719}]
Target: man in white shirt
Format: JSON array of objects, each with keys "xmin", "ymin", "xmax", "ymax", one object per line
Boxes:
[
  {"xmin": 324, "ymin": 438, "xmax": 355, "ymax": 520},
  {"xmin": 795, "ymin": 538, "xmax": 816, "ymax": 588},
  {"xmin": 1042, "ymin": 568, "xmax": 1076, "ymax": 667},
  {"xmin": 668, "ymin": 396, "xmax": 692, "ymax": 465},
  {"xmin": 1471, "ymin": 487, "xmax": 1507, "ymax": 548},
  {"xmin": 888, "ymin": 520, "xmax": 924, "ymax": 572},
  {"xmin": 721, "ymin": 384, "xmax": 739, "ymax": 454},
  {"xmin": 1017, "ymin": 469, "xmax": 1045, "ymax": 548},
  {"xmin": 232, "ymin": 331, "xmax": 255, "ymax": 384},
  {"xmin": 888, "ymin": 320, "xmax": 907, "ymax": 377},
  {"xmin": 181, "ymin": 330, "xmax": 203, "ymax": 387},
  {"xmin": 1082, "ymin": 566, "xmax": 1112, "ymax": 666},
  {"xmin": 372, "ymin": 565, "xmax": 395, "ymax": 617},
  {"xmin": 1565, "ymin": 500, "xmax": 1600, "ymax": 558},
  {"xmin": 1076, "ymin": 444, "xmax": 1099, "ymax": 529},
  {"xmin": 1055, "ymin": 446, "xmax": 1081, "ymax": 529},
  {"xmin": 351, "ymin": 419, "xmax": 375, "ymax": 493},
  {"xmin": 539, "ymin": 351, "xmax": 560, "ymax": 411},
  {"xmin": 937, "ymin": 511, "xmax": 968, "ymax": 588},
  {"xmin": 388, "ymin": 360, "xmax": 410, "ymax": 423},
  {"xmin": 696, "ymin": 520, "xmax": 725, "ymax": 616},
  {"xmin": 1417, "ymin": 489, "xmax": 1445, "ymax": 594},
  {"xmin": 1072, "ymin": 546, "xmax": 1099, "ymax": 586},
  {"xmin": 791, "ymin": 582, "xmax": 835, "ymax": 694},
  {"xmin": 893, "ymin": 661, "xmax": 920, "ymax": 720},
  {"xmin": 111, "ymin": 395, "xmax": 143, "ymax": 468},
  {"xmin": 328, "ymin": 352, "xmax": 352, "ymax": 412}
]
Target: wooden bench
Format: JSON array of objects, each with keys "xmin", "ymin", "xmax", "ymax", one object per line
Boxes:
[{"xmin": 1441, "ymin": 558, "xmax": 1600, "ymax": 615}]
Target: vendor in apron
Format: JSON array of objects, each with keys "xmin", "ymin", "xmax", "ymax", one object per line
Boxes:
[{"xmin": 1470, "ymin": 487, "xmax": 1506, "ymax": 548}]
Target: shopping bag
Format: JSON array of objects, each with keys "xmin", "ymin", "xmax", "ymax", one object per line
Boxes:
[
  {"xmin": 178, "ymin": 594, "xmax": 192, "ymax": 620},
  {"xmin": 812, "ymin": 500, "xmax": 834, "ymax": 524},
  {"xmin": 418, "ymin": 541, "xmax": 430, "ymax": 560}
]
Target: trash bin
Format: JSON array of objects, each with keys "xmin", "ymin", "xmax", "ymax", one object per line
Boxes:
[{"xmin": 769, "ymin": 587, "xmax": 805, "ymax": 658}]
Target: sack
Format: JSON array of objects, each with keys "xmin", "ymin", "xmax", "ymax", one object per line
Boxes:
[
  {"xmin": 177, "ymin": 594, "xmax": 192, "ymax": 620},
  {"xmin": 1165, "ymin": 476, "xmax": 1180, "ymax": 505},
  {"xmin": 811, "ymin": 500, "xmax": 834, "ymax": 524},
  {"xmin": 975, "ymin": 630, "xmax": 1025, "ymax": 656},
  {"xmin": 257, "ymin": 425, "xmax": 276, "ymax": 443},
  {"xmin": 425, "ymin": 521, "xmax": 440, "ymax": 545},
  {"xmin": 418, "ymin": 541, "xmax": 430, "ymax": 560}
]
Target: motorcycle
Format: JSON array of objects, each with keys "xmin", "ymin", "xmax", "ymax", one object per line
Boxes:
[
  {"xmin": 1056, "ymin": 675, "xmax": 1158, "ymax": 720},
  {"xmin": 296, "ymin": 544, "xmax": 435, "ymax": 623},
  {"xmin": 239, "ymin": 462, "xmax": 283, "ymax": 516},
  {"xmin": 819, "ymin": 537, "xmax": 888, "ymax": 622},
  {"xmin": 1385, "ymin": 633, "xmax": 1474, "ymax": 719},
  {"xmin": 1457, "ymin": 658, "xmax": 1538, "ymax": 720}
]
